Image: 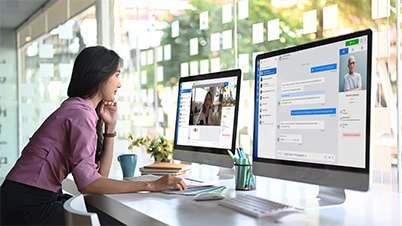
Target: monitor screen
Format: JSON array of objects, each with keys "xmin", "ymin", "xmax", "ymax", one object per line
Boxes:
[
  {"xmin": 253, "ymin": 29, "xmax": 372, "ymax": 193},
  {"xmin": 173, "ymin": 69, "xmax": 241, "ymax": 168}
]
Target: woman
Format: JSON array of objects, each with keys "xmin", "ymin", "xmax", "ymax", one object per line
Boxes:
[
  {"xmin": 0, "ymin": 46, "xmax": 186, "ymax": 225},
  {"xmin": 196, "ymin": 91, "xmax": 215, "ymax": 125}
]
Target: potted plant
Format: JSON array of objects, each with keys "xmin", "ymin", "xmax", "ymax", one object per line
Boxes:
[{"xmin": 125, "ymin": 133, "xmax": 173, "ymax": 162}]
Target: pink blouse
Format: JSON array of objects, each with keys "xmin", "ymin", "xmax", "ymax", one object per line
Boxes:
[{"xmin": 7, "ymin": 97, "xmax": 102, "ymax": 193}]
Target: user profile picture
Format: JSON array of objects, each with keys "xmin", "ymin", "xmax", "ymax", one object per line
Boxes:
[
  {"xmin": 278, "ymin": 102, "xmax": 281, "ymax": 106},
  {"xmin": 259, "ymin": 121, "xmax": 262, "ymax": 124},
  {"xmin": 277, "ymin": 125, "xmax": 280, "ymax": 129},
  {"xmin": 279, "ymin": 56, "xmax": 282, "ymax": 61},
  {"xmin": 259, "ymin": 115, "xmax": 261, "ymax": 118},
  {"xmin": 261, "ymin": 78, "xmax": 263, "ymax": 81},
  {"xmin": 277, "ymin": 137, "xmax": 280, "ymax": 142},
  {"xmin": 260, "ymin": 90, "xmax": 262, "ymax": 94},
  {"xmin": 260, "ymin": 96, "xmax": 262, "ymax": 100},
  {"xmin": 260, "ymin": 84, "xmax": 263, "ymax": 88},
  {"xmin": 257, "ymin": 61, "xmax": 260, "ymax": 65}
]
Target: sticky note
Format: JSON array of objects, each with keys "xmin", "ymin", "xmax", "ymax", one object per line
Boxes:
[
  {"xmin": 59, "ymin": 25, "xmax": 73, "ymax": 40},
  {"xmin": 323, "ymin": 4, "xmax": 338, "ymax": 30},
  {"xmin": 59, "ymin": 63, "xmax": 73, "ymax": 78},
  {"xmin": 303, "ymin": 10, "xmax": 317, "ymax": 34},
  {"xmin": 240, "ymin": 134, "xmax": 251, "ymax": 154},
  {"xmin": 222, "ymin": 30, "xmax": 232, "ymax": 49},
  {"xmin": 190, "ymin": 61, "xmax": 198, "ymax": 76},
  {"xmin": 238, "ymin": 0, "xmax": 249, "ymax": 19},
  {"xmin": 164, "ymin": 45, "xmax": 171, "ymax": 60},
  {"xmin": 200, "ymin": 11, "xmax": 209, "ymax": 30},
  {"xmin": 172, "ymin": 21, "xmax": 179, "ymax": 38},
  {"xmin": 267, "ymin": 19, "xmax": 279, "ymax": 41},
  {"xmin": 157, "ymin": 66, "xmax": 164, "ymax": 81},
  {"xmin": 39, "ymin": 44, "xmax": 53, "ymax": 58},
  {"xmin": 222, "ymin": 4, "xmax": 232, "ymax": 24},
  {"xmin": 141, "ymin": 89, "xmax": 147, "ymax": 102},
  {"xmin": 374, "ymin": 30, "xmax": 390, "ymax": 58},
  {"xmin": 0, "ymin": 64, "xmax": 12, "ymax": 77},
  {"xmin": 117, "ymin": 120, "xmax": 131, "ymax": 133},
  {"xmin": 60, "ymin": 83, "xmax": 68, "ymax": 97},
  {"xmin": 41, "ymin": 103, "xmax": 54, "ymax": 118},
  {"xmin": 181, "ymin": 62, "xmax": 189, "ymax": 77},
  {"xmin": 200, "ymin": 59, "xmax": 209, "ymax": 74},
  {"xmin": 147, "ymin": 50, "xmax": 154, "ymax": 65},
  {"xmin": 239, "ymin": 53, "xmax": 249, "ymax": 73},
  {"xmin": 190, "ymin": 38, "xmax": 198, "ymax": 56},
  {"xmin": 118, "ymin": 102, "xmax": 131, "ymax": 115},
  {"xmin": 141, "ymin": 51, "xmax": 147, "ymax": 66},
  {"xmin": 211, "ymin": 33, "xmax": 220, "ymax": 51},
  {"xmin": 0, "ymin": 84, "xmax": 13, "ymax": 97},
  {"xmin": 21, "ymin": 122, "xmax": 37, "ymax": 137},
  {"xmin": 253, "ymin": 23, "xmax": 264, "ymax": 44},
  {"xmin": 211, "ymin": 58, "xmax": 220, "ymax": 72},
  {"xmin": 372, "ymin": 0, "xmax": 390, "ymax": 19},
  {"xmin": 40, "ymin": 63, "xmax": 54, "ymax": 77},
  {"xmin": 148, "ymin": 89, "xmax": 154, "ymax": 103},
  {"xmin": 157, "ymin": 46, "xmax": 163, "ymax": 62},
  {"xmin": 253, "ymin": 52, "xmax": 264, "ymax": 72},
  {"xmin": 158, "ymin": 107, "xmax": 164, "ymax": 122},
  {"xmin": 141, "ymin": 70, "xmax": 147, "ymax": 85},
  {"xmin": 20, "ymin": 84, "xmax": 34, "ymax": 97},
  {"xmin": 21, "ymin": 104, "xmax": 35, "ymax": 117}
]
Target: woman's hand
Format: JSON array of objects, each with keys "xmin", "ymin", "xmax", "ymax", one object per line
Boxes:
[
  {"xmin": 99, "ymin": 100, "xmax": 118, "ymax": 126},
  {"xmin": 149, "ymin": 174, "xmax": 187, "ymax": 192}
]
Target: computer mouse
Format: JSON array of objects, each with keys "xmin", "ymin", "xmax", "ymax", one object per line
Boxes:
[
  {"xmin": 193, "ymin": 193, "xmax": 226, "ymax": 201},
  {"xmin": 270, "ymin": 210, "xmax": 307, "ymax": 223}
]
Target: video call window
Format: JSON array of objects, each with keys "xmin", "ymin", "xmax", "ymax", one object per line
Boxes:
[{"xmin": 189, "ymin": 84, "xmax": 237, "ymax": 126}]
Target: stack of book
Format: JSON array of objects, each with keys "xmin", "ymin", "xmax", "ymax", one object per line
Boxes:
[{"xmin": 139, "ymin": 162, "xmax": 192, "ymax": 176}]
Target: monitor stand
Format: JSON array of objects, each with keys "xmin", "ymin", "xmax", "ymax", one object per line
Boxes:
[
  {"xmin": 315, "ymin": 186, "xmax": 346, "ymax": 207},
  {"xmin": 295, "ymin": 186, "xmax": 346, "ymax": 210}
]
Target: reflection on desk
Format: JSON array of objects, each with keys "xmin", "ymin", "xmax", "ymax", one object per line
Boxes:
[{"xmin": 85, "ymin": 165, "xmax": 402, "ymax": 225}]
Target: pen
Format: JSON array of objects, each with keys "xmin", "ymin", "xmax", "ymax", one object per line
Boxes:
[
  {"xmin": 227, "ymin": 149, "xmax": 239, "ymax": 164},
  {"xmin": 185, "ymin": 178, "xmax": 205, "ymax": 183}
]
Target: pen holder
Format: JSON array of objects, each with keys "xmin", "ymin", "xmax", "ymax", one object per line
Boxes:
[{"xmin": 234, "ymin": 163, "xmax": 256, "ymax": 190}]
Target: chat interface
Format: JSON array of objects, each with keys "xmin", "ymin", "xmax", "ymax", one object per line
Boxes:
[
  {"xmin": 175, "ymin": 76, "xmax": 238, "ymax": 149},
  {"xmin": 255, "ymin": 35, "xmax": 368, "ymax": 168}
]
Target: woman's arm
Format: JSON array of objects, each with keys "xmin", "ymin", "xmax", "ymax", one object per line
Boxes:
[
  {"xmin": 98, "ymin": 123, "xmax": 116, "ymax": 177},
  {"xmin": 98, "ymin": 100, "xmax": 118, "ymax": 177},
  {"xmin": 80, "ymin": 174, "xmax": 187, "ymax": 194}
]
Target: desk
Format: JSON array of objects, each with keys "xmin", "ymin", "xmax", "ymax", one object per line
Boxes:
[{"xmin": 86, "ymin": 166, "xmax": 402, "ymax": 225}]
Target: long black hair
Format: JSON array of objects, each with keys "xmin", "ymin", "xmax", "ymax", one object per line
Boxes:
[
  {"xmin": 68, "ymin": 46, "xmax": 121, "ymax": 163},
  {"xmin": 202, "ymin": 91, "xmax": 212, "ymax": 113}
]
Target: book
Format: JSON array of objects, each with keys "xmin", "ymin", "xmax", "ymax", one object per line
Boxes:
[
  {"xmin": 139, "ymin": 167, "xmax": 187, "ymax": 173},
  {"xmin": 141, "ymin": 171, "xmax": 187, "ymax": 176},
  {"xmin": 143, "ymin": 162, "xmax": 192, "ymax": 171}
]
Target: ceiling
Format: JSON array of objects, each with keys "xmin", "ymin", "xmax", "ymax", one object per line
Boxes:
[{"xmin": 0, "ymin": 0, "xmax": 50, "ymax": 29}]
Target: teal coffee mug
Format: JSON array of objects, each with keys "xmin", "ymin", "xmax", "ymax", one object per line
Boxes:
[{"xmin": 117, "ymin": 154, "xmax": 137, "ymax": 178}]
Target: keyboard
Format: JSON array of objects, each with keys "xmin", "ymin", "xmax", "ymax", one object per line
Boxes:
[
  {"xmin": 218, "ymin": 195, "xmax": 294, "ymax": 218},
  {"xmin": 125, "ymin": 174, "xmax": 162, "ymax": 182}
]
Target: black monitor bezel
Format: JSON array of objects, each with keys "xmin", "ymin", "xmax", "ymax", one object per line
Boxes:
[
  {"xmin": 173, "ymin": 69, "xmax": 242, "ymax": 156},
  {"xmin": 253, "ymin": 29, "xmax": 372, "ymax": 177}
]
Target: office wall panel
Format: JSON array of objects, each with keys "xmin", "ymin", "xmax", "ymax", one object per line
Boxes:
[
  {"xmin": 70, "ymin": 0, "xmax": 95, "ymax": 18},
  {"xmin": 18, "ymin": 26, "xmax": 30, "ymax": 47},
  {"xmin": 47, "ymin": 0, "xmax": 68, "ymax": 32},
  {"xmin": 31, "ymin": 14, "xmax": 46, "ymax": 41}
]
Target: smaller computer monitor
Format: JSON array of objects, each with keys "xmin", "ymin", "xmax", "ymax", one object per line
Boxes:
[{"xmin": 173, "ymin": 69, "xmax": 242, "ymax": 168}]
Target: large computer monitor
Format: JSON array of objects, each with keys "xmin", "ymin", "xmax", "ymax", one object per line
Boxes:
[
  {"xmin": 253, "ymin": 29, "xmax": 373, "ymax": 208},
  {"xmin": 173, "ymin": 69, "xmax": 241, "ymax": 168}
]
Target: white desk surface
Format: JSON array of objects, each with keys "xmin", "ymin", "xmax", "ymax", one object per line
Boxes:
[{"xmin": 86, "ymin": 165, "xmax": 402, "ymax": 226}]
